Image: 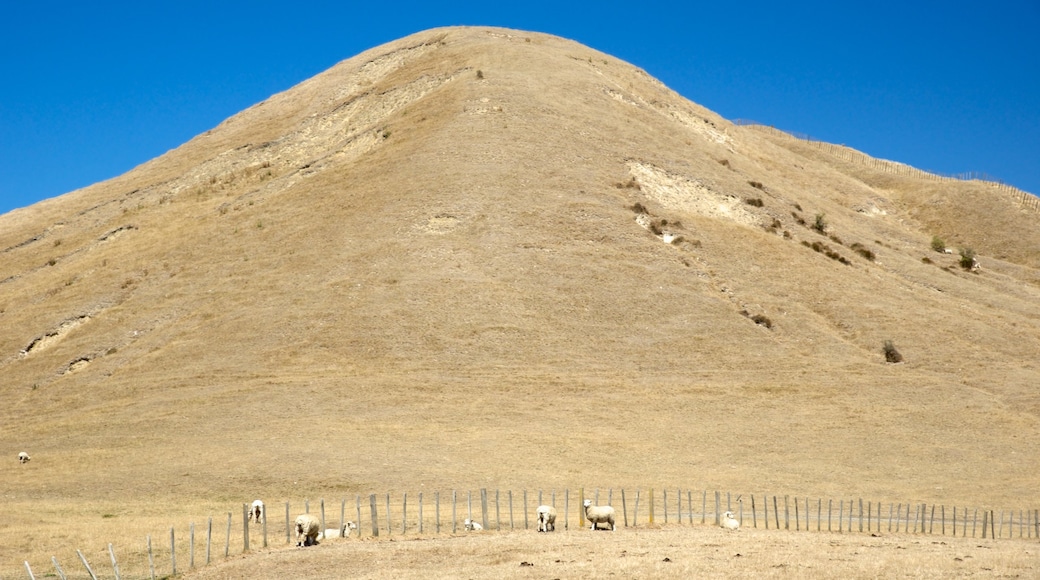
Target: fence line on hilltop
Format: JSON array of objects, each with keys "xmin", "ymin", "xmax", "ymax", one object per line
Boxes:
[
  {"xmin": 12, "ymin": 487, "xmax": 1039, "ymax": 579},
  {"xmin": 731, "ymin": 120, "xmax": 1040, "ymax": 213}
]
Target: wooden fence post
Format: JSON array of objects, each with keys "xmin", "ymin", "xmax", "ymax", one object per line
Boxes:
[
  {"xmin": 342, "ymin": 498, "xmax": 347, "ymax": 537},
  {"xmin": 207, "ymin": 517, "xmax": 213, "ymax": 563},
  {"xmin": 226, "ymin": 511, "xmax": 232, "ymax": 555},
  {"xmin": 77, "ymin": 549, "xmax": 98, "ymax": 580},
  {"xmin": 356, "ymin": 496, "xmax": 362, "ymax": 538},
  {"xmin": 321, "ymin": 499, "xmax": 327, "ymax": 540},
  {"xmin": 242, "ymin": 503, "xmax": 249, "ymax": 553},
  {"xmin": 508, "ymin": 490, "xmax": 514, "ymax": 530},
  {"xmin": 523, "ymin": 490, "xmax": 528, "ymax": 530},
  {"xmin": 283, "ymin": 503, "xmax": 289, "ymax": 545},
  {"xmin": 663, "ymin": 489, "xmax": 667, "ymax": 524},
  {"xmin": 452, "ymin": 490, "xmax": 457, "ymax": 534},
  {"xmin": 634, "ymin": 490, "xmax": 640, "ymax": 526},
  {"xmin": 649, "ymin": 488, "xmax": 654, "ymax": 525},
  {"xmin": 169, "ymin": 527, "xmax": 176, "ymax": 577},
  {"xmin": 402, "ymin": 492, "xmax": 408, "ymax": 535},
  {"xmin": 147, "ymin": 534, "xmax": 155, "ymax": 580},
  {"xmin": 108, "ymin": 543, "xmax": 121, "ymax": 580},
  {"xmin": 818, "ymin": 499, "xmax": 822, "ymax": 532},
  {"xmin": 480, "ymin": 488, "xmax": 488, "ymax": 531},
  {"xmin": 53, "ymin": 555, "xmax": 68, "ymax": 580},
  {"xmin": 190, "ymin": 522, "xmax": 196, "ymax": 567},
  {"xmin": 621, "ymin": 489, "xmax": 628, "ymax": 527},
  {"xmin": 751, "ymin": 495, "xmax": 757, "ymax": 528},
  {"xmin": 714, "ymin": 491, "xmax": 720, "ymax": 526},
  {"xmin": 435, "ymin": 491, "xmax": 441, "ymax": 534},
  {"xmin": 385, "ymin": 494, "xmax": 391, "ymax": 537},
  {"xmin": 687, "ymin": 490, "xmax": 693, "ymax": 524},
  {"xmin": 495, "ymin": 490, "xmax": 500, "ymax": 531},
  {"xmin": 418, "ymin": 492, "xmax": 424, "ymax": 534},
  {"xmin": 564, "ymin": 489, "xmax": 569, "ymax": 530},
  {"xmin": 369, "ymin": 494, "xmax": 379, "ymax": 537}
]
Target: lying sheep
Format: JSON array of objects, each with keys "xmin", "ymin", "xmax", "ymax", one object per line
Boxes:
[
  {"xmin": 536, "ymin": 505, "xmax": 557, "ymax": 532},
  {"xmin": 583, "ymin": 499, "xmax": 616, "ymax": 531},
  {"xmin": 720, "ymin": 511, "xmax": 740, "ymax": 530},
  {"xmin": 319, "ymin": 521, "xmax": 357, "ymax": 539},
  {"xmin": 294, "ymin": 513, "xmax": 321, "ymax": 547},
  {"xmin": 463, "ymin": 518, "xmax": 483, "ymax": 531},
  {"xmin": 248, "ymin": 500, "xmax": 265, "ymax": 524},
  {"xmin": 18, "ymin": 452, "xmax": 30, "ymax": 464}
]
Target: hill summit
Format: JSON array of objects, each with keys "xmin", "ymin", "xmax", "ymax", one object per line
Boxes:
[{"xmin": 2, "ymin": 26, "xmax": 1038, "ymax": 521}]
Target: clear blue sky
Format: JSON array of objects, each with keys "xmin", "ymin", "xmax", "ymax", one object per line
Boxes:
[{"xmin": 2, "ymin": 1, "xmax": 1038, "ymax": 215}]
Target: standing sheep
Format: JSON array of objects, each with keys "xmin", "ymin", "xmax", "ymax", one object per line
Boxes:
[
  {"xmin": 720, "ymin": 511, "xmax": 740, "ymax": 530},
  {"xmin": 18, "ymin": 452, "xmax": 30, "ymax": 464},
  {"xmin": 294, "ymin": 513, "xmax": 321, "ymax": 547},
  {"xmin": 536, "ymin": 505, "xmax": 557, "ymax": 532},
  {"xmin": 248, "ymin": 499, "xmax": 265, "ymax": 524},
  {"xmin": 582, "ymin": 499, "xmax": 616, "ymax": 531}
]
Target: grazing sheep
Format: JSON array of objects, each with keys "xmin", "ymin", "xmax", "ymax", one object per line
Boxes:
[
  {"xmin": 536, "ymin": 505, "xmax": 557, "ymax": 532},
  {"xmin": 248, "ymin": 499, "xmax": 265, "ymax": 524},
  {"xmin": 294, "ymin": 513, "xmax": 321, "ymax": 547},
  {"xmin": 319, "ymin": 521, "xmax": 357, "ymax": 540},
  {"xmin": 18, "ymin": 452, "xmax": 30, "ymax": 464},
  {"xmin": 721, "ymin": 511, "xmax": 740, "ymax": 530},
  {"xmin": 583, "ymin": 499, "xmax": 616, "ymax": 531},
  {"xmin": 463, "ymin": 518, "xmax": 483, "ymax": 531}
]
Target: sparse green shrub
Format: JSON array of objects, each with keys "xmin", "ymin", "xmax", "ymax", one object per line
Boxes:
[
  {"xmin": 617, "ymin": 177, "xmax": 640, "ymax": 190},
  {"xmin": 718, "ymin": 158, "xmax": 731, "ymax": 168},
  {"xmin": 883, "ymin": 340, "xmax": 903, "ymax": 363},
  {"xmin": 959, "ymin": 248, "xmax": 976, "ymax": 270},
  {"xmin": 476, "ymin": 70, "xmax": 484, "ymax": 79},
  {"xmin": 829, "ymin": 234, "xmax": 843, "ymax": 245},
  {"xmin": 630, "ymin": 202, "xmax": 648, "ymax": 214},
  {"xmin": 931, "ymin": 236, "xmax": 945, "ymax": 253},
  {"xmin": 921, "ymin": 257, "xmax": 933, "ymax": 264},
  {"xmin": 812, "ymin": 213, "xmax": 827, "ymax": 234},
  {"xmin": 745, "ymin": 198, "xmax": 764, "ymax": 207},
  {"xmin": 794, "ymin": 203, "xmax": 803, "ymax": 211},
  {"xmin": 748, "ymin": 181, "xmax": 764, "ymax": 190},
  {"xmin": 792, "ymin": 212, "xmax": 806, "ymax": 226}
]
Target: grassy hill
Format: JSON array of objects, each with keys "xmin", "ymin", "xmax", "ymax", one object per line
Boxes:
[{"xmin": 2, "ymin": 26, "xmax": 1038, "ymax": 576}]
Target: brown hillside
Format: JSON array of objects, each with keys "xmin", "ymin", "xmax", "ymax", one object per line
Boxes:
[{"xmin": 1, "ymin": 26, "xmax": 1038, "ymax": 575}]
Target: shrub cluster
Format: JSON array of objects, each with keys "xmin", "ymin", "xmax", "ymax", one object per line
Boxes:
[{"xmin": 801, "ymin": 240, "xmax": 851, "ymax": 265}]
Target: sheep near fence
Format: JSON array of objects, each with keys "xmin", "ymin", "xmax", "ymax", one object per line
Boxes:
[{"xmin": 14, "ymin": 488, "xmax": 1040, "ymax": 579}]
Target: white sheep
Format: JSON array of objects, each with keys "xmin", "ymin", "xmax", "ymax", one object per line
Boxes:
[
  {"xmin": 294, "ymin": 513, "xmax": 321, "ymax": 547},
  {"xmin": 18, "ymin": 452, "xmax": 30, "ymax": 464},
  {"xmin": 536, "ymin": 505, "xmax": 557, "ymax": 532},
  {"xmin": 319, "ymin": 521, "xmax": 357, "ymax": 539},
  {"xmin": 583, "ymin": 499, "xmax": 616, "ymax": 531},
  {"xmin": 463, "ymin": 518, "xmax": 483, "ymax": 531},
  {"xmin": 720, "ymin": 511, "xmax": 740, "ymax": 530},
  {"xmin": 248, "ymin": 500, "xmax": 265, "ymax": 524}
]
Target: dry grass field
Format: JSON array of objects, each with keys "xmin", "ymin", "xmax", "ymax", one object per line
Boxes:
[
  {"xmin": 180, "ymin": 526, "xmax": 1038, "ymax": 580},
  {"xmin": 1, "ymin": 26, "xmax": 1038, "ymax": 577}
]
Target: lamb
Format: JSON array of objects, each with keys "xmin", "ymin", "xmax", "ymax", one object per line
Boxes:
[
  {"xmin": 463, "ymin": 518, "xmax": 483, "ymax": 531},
  {"xmin": 720, "ymin": 511, "xmax": 740, "ymax": 530},
  {"xmin": 18, "ymin": 452, "xmax": 30, "ymax": 464},
  {"xmin": 582, "ymin": 499, "xmax": 616, "ymax": 531},
  {"xmin": 319, "ymin": 521, "xmax": 357, "ymax": 539},
  {"xmin": 248, "ymin": 500, "xmax": 265, "ymax": 524},
  {"xmin": 536, "ymin": 505, "xmax": 557, "ymax": 532},
  {"xmin": 294, "ymin": 513, "xmax": 321, "ymax": 547}
]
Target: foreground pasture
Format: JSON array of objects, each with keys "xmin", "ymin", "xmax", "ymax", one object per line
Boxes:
[{"xmin": 182, "ymin": 525, "xmax": 1037, "ymax": 579}]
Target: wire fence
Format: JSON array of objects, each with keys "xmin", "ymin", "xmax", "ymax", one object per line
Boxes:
[
  {"xmin": 732, "ymin": 120, "xmax": 1040, "ymax": 213},
  {"xmin": 13, "ymin": 487, "xmax": 1039, "ymax": 579}
]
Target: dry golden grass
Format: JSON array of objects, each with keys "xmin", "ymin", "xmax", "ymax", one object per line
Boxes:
[
  {"xmin": 181, "ymin": 526, "xmax": 1037, "ymax": 580},
  {"xmin": 2, "ymin": 26, "xmax": 1039, "ymax": 578}
]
